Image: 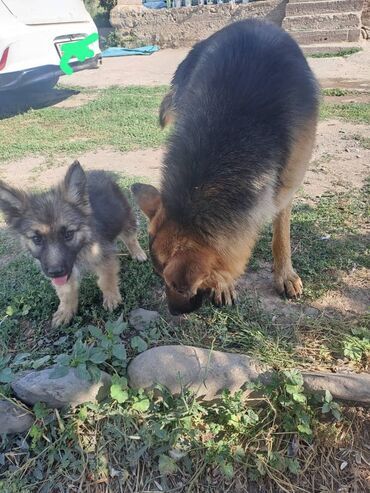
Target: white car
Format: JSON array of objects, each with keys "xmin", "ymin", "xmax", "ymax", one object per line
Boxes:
[{"xmin": 0, "ymin": 0, "xmax": 101, "ymax": 92}]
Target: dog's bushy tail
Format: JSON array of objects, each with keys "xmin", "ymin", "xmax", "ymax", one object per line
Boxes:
[{"xmin": 159, "ymin": 90, "xmax": 175, "ymax": 129}]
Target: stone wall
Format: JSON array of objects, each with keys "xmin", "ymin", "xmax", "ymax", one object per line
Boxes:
[
  {"xmin": 362, "ymin": 0, "xmax": 370, "ymax": 25},
  {"xmin": 110, "ymin": 0, "xmax": 287, "ymax": 48}
]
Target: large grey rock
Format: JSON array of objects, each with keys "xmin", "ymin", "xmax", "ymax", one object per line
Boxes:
[
  {"xmin": 0, "ymin": 400, "xmax": 34, "ymax": 434},
  {"xmin": 128, "ymin": 345, "xmax": 273, "ymax": 401},
  {"xmin": 128, "ymin": 345, "xmax": 370, "ymax": 404},
  {"xmin": 129, "ymin": 308, "xmax": 160, "ymax": 331},
  {"xmin": 12, "ymin": 367, "xmax": 111, "ymax": 409}
]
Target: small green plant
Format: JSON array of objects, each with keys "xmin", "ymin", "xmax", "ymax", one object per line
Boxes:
[
  {"xmin": 0, "ymin": 355, "xmax": 13, "ymax": 383},
  {"xmin": 88, "ymin": 315, "xmax": 128, "ymax": 369},
  {"xmin": 256, "ymin": 369, "xmax": 313, "ymax": 440},
  {"xmin": 343, "ymin": 327, "xmax": 370, "ymax": 363},
  {"xmin": 51, "ymin": 339, "xmax": 107, "ymax": 381},
  {"xmin": 322, "ymin": 390, "xmax": 341, "ymax": 420},
  {"xmin": 50, "ymin": 316, "xmax": 129, "ymax": 381}
]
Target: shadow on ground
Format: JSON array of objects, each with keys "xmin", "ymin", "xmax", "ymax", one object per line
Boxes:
[{"xmin": 0, "ymin": 86, "xmax": 79, "ymax": 119}]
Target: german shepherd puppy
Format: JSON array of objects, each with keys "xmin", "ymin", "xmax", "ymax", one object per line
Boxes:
[
  {"xmin": 0, "ymin": 161, "xmax": 146, "ymax": 327},
  {"xmin": 132, "ymin": 20, "xmax": 319, "ymax": 315}
]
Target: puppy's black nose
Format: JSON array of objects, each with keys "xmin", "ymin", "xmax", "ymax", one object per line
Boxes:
[{"xmin": 47, "ymin": 267, "xmax": 66, "ymax": 278}]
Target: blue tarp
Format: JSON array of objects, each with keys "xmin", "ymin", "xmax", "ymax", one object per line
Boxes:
[
  {"xmin": 101, "ymin": 45, "xmax": 160, "ymax": 58},
  {"xmin": 144, "ymin": 1, "xmax": 167, "ymax": 8}
]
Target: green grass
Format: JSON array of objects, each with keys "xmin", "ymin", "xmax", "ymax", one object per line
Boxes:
[
  {"xmin": 252, "ymin": 188, "xmax": 369, "ymax": 299},
  {"xmin": 309, "ymin": 47, "xmax": 362, "ymax": 58},
  {"xmin": 0, "ymin": 86, "xmax": 368, "ymax": 165},
  {"xmin": 320, "ymin": 101, "xmax": 370, "ymax": 124},
  {"xmin": 322, "ymin": 88, "xmax": 352, "ymax": 97},
  {"xmin": 0, "ymin": 86, "xmax": 168, "ymax": 162}
]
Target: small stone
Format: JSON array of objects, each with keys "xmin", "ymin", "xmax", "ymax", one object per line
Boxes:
[
  {"xmin": 11, "ymin": 367, "xmax": 111, "ymax": 409},
  {"xmin": 0, "ymin": 400, "xmax": 34, "ymax": 434},
  {"xmin": 129, "ymin": 308, "xmax": 160, "ymax": 331},
  {"xmin": 304, "ymin": 307, "xmax": 320, "ymax": 317},
  {"xmin": 128, "ymin": 345, "xmax": 272, "ymax": 401}
]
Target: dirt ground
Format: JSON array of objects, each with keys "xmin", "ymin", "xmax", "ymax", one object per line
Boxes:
[
  {"xmin": 59, "ymin": 43, "xmax": 370, "ymax": 90},
  {"xmin": 1, "ymin": 43, "xmax": 369, "ymax": 320}
]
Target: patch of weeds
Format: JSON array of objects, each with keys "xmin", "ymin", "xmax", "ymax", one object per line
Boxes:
[
  {"xmin": 0, "ymin": 369, "xmax": 347, "ymax": 492},
  {"xmin": 322, "ymin": 88, "xmax": 352, "ymax": 97},
  {"xmin": 342, "ymin": 326, "xmax": 370, "ymax": 366},
  {"xmin": 320, "ymin": 101, "xmax": 370, "ymax": 124},
  {"xmin": 50, "ymin": 315, "xmax": 131, "ymax": 381},
  {"xmin": 309, "ymin": 47, "xmax": 362, "ymax": 58},
  {"xmin": 0, "ymin": 86, "xmax": 168, "ymax": 162},
  {"xmin": 352, "ymin": 133, "xmax": 370, "ymax": 149},
  {"xmin": 251, "ymin": 188, "xmax": 369, "ymax": 299}
]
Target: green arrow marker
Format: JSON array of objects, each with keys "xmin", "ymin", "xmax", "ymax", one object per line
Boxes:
[{"xmin": 59, "ymin": 32, "xmax": 99, "ymax": 75}]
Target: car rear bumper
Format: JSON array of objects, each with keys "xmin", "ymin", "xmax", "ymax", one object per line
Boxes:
[{"xmin": 0, "ymin": 54, "xmax": 101, "ymax": 91}]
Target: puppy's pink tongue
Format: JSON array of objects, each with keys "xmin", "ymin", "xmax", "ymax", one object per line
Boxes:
[{"xmin": 52, "ymin": 275, "xmax": 68, "ymax": 286}]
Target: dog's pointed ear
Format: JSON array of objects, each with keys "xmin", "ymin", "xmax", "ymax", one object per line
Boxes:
[
  {"xmin": 163, "ymin": 253, "xmax": 210, "ymax": 297},
  {"xmin": 63, "ymin": 161, "xmax": 88, "ymax": 208},
  {"xmin": 131, "ymin": 183, "xmax": 162, "ymax": 219},
  {"xmin": 0, "ymin": 180, "xmax": 28, "ymax": 226}
]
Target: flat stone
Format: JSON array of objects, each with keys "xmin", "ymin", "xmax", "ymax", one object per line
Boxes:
[
  {"xmin": 0, "ymin": 400, "xmax": 34, "ymax": 434},
  {"xmin": 11, "ymin": 367, "xmax": 111, "ymax": 409},
  {"xmin": 128, "ymin": 345, "xmax": 272, "ymax": 401},
  {"xmin": 129, "ymin": 308, "xmax": 160, "ymax": 331},
  {"xmin": 128, "ymin": 345, "xmax": 370, "ymax": 404},
  {"xmin": 302, "ymin": 371, "xmax": 370, "ymax": 404}
]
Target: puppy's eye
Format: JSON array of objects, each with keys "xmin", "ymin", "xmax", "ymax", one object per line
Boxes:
[
  {"xmin": 64, "ymin": 230, "xmax": 74, "ymax": 241},
  {"xmin": 32, "ymin": 234, "xmax": 43, "ymax": 246}
]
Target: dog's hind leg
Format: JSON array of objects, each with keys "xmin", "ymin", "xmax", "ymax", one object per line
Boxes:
[
  {"xmin": 52, "ymin": 270, "xmax": 79, "ymax": 328},
  {"xmin": 272, "ymin": 201, "xmax": 303, "ymax": 299},
  {"xmin": 120, "ymin": 231, "xmax": 147, "ymax": 262},
  {"xmin": 95, "ymin": 255, "xmax": 122, "ymax": 311}
]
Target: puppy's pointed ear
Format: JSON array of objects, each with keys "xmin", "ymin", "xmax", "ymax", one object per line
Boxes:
[
  {"xmin": 131, "ymin": 183, "xmax": 162, "ymax": 219},
  {"xmin": 0, "ymin": 180, "xmax": 28, "ymax": 226},
  {"xmin": 163, "ymin": 253, "xmax": 210, "ymax": 298},
  {"xmin": 63, "ymin": 161, "xmax": 89, "ymax": 209}
]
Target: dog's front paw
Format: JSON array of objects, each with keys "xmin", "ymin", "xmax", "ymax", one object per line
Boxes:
[
  {"xmin": 212, "ymin": 284, "xmax": 237, "ymax": 306},
  {"xmin": 274, "ymin": 269, "xmax": 303, "ymax": 299},
  {"xmin": 132, "ymin": 247, "xmax": 147, "ymax": 262},
  {"xmin": 103, "ymin": 291, "xmax": 122, "ymax": 311},
  {"xmin": 52, "ymin": 307, "xmax": 75, "ymax": 328}
]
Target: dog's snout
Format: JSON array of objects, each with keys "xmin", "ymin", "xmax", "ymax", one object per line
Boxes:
[{"xmin": 47, "ymin": 266, "xmax": 66, "ymax": 278}]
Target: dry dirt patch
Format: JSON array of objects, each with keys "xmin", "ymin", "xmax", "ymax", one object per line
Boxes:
[
  {"xmin": 0, "ymin": 148, "xmax": 163, "ymax": 189},
  {"xmin": 1, "ymin": 120, "xmax": 369, "ymax": 195},
  {"xmin": 303, "ymin": 119, "xmax": 370, "ymax": 198}
]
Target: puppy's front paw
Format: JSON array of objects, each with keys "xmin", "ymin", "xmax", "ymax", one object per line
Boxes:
[
  {"xmin": 212, "ymin": 285, "xmax": 237, "ymax": 306},
  {"xmin": 52, "ymin": 307, "xmax": 75, "ymax": 328},
  {"xmin": 274, "ymin": 269, "xmax": 303, "ymax": 299},
  {"xmin": 103, "ymin": 291, "xmax": 122, "ymax": 311}
]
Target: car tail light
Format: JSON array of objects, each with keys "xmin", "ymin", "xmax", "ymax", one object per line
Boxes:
[{"xmin": 0, "ymin": 47, "xmax": 9, "ymax": 71}]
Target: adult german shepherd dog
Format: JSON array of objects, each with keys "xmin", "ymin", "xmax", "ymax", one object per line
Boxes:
[
  {"xmin": 132, "ymin": 20, "xmax": 319, "ymax": 315},
  {"xmin": 0, "ymin": 162, "xmax": 146, "ymax": 327}
]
